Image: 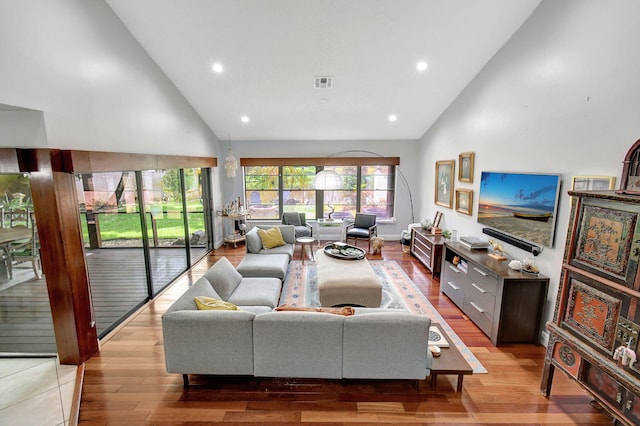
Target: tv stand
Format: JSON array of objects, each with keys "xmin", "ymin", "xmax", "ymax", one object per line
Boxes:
[{"xmin": 440, "ymin": 241, "xmax": 549, "ymax": 345}]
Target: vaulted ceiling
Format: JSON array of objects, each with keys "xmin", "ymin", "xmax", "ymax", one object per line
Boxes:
[{"xmin": 106, "ymin": 0, "xmax": 541, "ymax": 141}]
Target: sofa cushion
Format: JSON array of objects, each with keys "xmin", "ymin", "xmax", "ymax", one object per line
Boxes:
[
  {"xmin": 227, "ymin": 277, "xmax": 282, "ymax": 308},
  {"xmin": 194, "ymin": 296, "xmax": 239, "ymax": 311},
  {"xmin": 245, "ymin": 227, "xmax": 263, "ymax": 254},
  {"xmin": 202, "ymin": 257, "xmax": 242, "ymax": 300},
  {"xmin": 236, "ymin": 253, "xmax": 290, "ymax": 280},
  {"xmin": 257, "ymin": 227, "xmax": 286, "ymax": 249},
  {"xmin": 164, "ymin": 278, "xmax": 221, "ymax": 314}
]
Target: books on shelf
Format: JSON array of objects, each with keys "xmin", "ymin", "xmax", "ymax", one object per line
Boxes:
[{"xmin": 459, "ymin": 236, "xmax": 489, "ymax": 250}]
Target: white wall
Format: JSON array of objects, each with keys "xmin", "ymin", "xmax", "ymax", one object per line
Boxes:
[
  {"xmin": 418, "ymin": 0, "xmax": 640, "ymax": 340},
  {"xmin": 0, "ymin": 0, "xmax": 218, "ymax": 156},
  {"xmin": 225, "ymin": 139, "xmax": 420, "ymax": 240}
]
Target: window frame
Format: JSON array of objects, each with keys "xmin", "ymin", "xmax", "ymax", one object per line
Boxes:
[{"xmin": 241, "ymin": 157, "xmax": 399, "ymax": 221}]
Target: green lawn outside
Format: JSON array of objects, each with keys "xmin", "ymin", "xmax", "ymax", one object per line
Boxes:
[{"xmin": 80, "ymin": 211, "xmax": 205, "ymax": 242}]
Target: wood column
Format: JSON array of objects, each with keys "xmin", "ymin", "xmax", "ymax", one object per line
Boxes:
[{"xmin": 22, "ymin": 149, "xmax": 99, "ymax": 364}]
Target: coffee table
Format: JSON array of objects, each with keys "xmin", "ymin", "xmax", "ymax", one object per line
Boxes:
[
  {"xmin": 316, "ymin": 249, "xmax": 382, "ymax": 307},
  {"xmin": 429, "ymin": 323, "xmax": 473, "ymax": 392}
]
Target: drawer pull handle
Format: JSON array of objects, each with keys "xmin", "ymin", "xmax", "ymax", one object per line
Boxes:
[
  {"xmin": 448, "ymin": 265, "xmax": 460, "ymax": 273},
  {"xmin": 470, "ymin": 301, "xmax": 485, "ymax": 313},
  {"xmin": 447, "ymin": 282, "xmax": 461, "ymax": 291},
  {"xmin": 471, "ymin": 283, "xmax": 487, "ymax": 293},
  {"xmin": 617, "ymin": 392, "xmax": 622, "ymax": 403},
  {"xmin": 626, "ymin": 399, "xmax": 632, "ymax": 410},
  {"xmin": 473, "ymin": 267, "xmax": 488, "ymax": 277}
]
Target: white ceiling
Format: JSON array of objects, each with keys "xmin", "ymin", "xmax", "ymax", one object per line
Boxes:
[{"xmin": 105, "ymin": 0, "xmax": 541, "ymax": 141}]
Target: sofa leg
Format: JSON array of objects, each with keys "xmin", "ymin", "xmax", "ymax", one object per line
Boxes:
[{"xmin": 183, "ymin": 374, "xmax": 189, "ymax": 387}]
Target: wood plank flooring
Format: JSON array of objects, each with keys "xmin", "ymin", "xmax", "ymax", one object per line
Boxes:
[{"xmin": 79, "ymin": 241, "xmax": 613, "ymax": 424}]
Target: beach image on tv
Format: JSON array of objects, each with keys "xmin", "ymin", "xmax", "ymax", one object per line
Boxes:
[{"xmin": 478, "ymin": 172, "xmax": 561, "ymax": 247}]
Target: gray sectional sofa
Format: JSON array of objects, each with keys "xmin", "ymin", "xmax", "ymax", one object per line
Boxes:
[{"xmin": 162, "ymin": 255, "xmax": 433, "ymax": 386}]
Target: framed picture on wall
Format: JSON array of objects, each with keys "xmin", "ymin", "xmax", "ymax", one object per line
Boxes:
[
  {"xmin": 458, "ymin": 152, "xmax": 475, "ymax": 183},
  {"xmin": 571, "ymin": 175, "xmax": 616, "ymax": 191},
  {"xmin": 455, "ymin": 189, "xmax": 473, "ymax": 215},
  {"xmin": 435, "ymin": 160, "xmax": 455, "ymax": 208}
]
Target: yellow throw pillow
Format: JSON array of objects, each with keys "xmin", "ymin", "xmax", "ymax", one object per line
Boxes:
[
  {"xmin": 257, "ymin": 227, "xmax": 286, "ymax": 249},
  {"xmin": 194, "ymin": 296, "xmax": 239, "ymax": 311}
]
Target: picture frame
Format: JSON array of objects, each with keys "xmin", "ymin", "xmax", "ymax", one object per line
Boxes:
[
  {"xmin": 435, "ymin": 160, "xmax": 455, "ymax": 208},
  {"xmin": 571, "ymin": 175, "xmax": 616, "ymax": 191},
  {"xmin": 455, "ymin": 189, "xmax": 473, "ymax": 215},
  {"xmin": 458, "ymin": 152, "xmax": 475, "ymax": 183},
  {"xmin": 433, "ymin": 211, "xmax": 443, "ymax": 228}
]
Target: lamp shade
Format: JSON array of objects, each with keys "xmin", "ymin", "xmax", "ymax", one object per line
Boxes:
[
  {"xmin": 313, "ymin": 169, "xmax": 343, "ymax": 190},
  {"xmin": 224, "ymin": 148, "xmax": 238, "ymax": 178}
]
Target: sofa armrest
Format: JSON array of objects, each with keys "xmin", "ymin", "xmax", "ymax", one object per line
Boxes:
[{"xmin": 162, "ymin": 310, "xmax": 256, "ymax": 376}]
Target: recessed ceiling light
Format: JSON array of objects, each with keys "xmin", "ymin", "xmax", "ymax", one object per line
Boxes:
[
  {"xmin": 241, "ymin": 115, "xmax": 250, "ymax": 123},
  {"xmin": 388, "ymin": 114, "xmax": 397, "ymax": 122},
  {"xmin": 212, "ymin": 62, "xmax": 223, "ymax": 73},
  {"xmin": 416, "ymin": 61, "xmax": 428, "ymax": 71}
]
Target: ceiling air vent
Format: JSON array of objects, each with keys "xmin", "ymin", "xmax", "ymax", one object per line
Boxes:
[{"xmin": 314, "ymin": 76, "xmax": 333, "ymax": 89}]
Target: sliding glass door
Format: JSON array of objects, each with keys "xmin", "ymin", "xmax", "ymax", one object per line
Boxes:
[{"xmin": 77, "ymin": 168, "xmax": 212, "ymax": 338}]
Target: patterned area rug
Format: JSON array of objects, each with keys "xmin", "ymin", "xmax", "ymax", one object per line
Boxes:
[{"xmin": 279, "ymin": 260, "xmax": 487, "ymax": 373}]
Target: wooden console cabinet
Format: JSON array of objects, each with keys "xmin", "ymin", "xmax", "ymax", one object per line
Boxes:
[
  {"xmin": 541, "ymin": 191, "xmax": 640, "ymax": 426},
  {"xmin": 441, "ymin": 242, "xmax": 549, "ymax": 346},
  {"xmin": 410, "ymin": 228, "xmax": 444, "ymax": 277}
]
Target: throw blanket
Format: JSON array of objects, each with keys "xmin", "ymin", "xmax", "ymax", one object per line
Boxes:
[{"xmin": 275, "ymin": 304, "xmax": 355, "ymax": 316}]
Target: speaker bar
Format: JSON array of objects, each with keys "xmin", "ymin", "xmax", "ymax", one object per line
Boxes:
[{"xmin": 482, "ymin": 227, "xmax": 543, "ymax": 256}]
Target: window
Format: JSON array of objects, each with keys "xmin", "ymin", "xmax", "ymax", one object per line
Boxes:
[{"xmin": 243, "ymin": 161, "xmax": 396, "ymax": 221}]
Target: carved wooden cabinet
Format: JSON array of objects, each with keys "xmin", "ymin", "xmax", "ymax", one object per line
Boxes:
[
  {"xmin": 441, "ymin": 242, "xmax": 549, "ymax": 345},
  {"xmin": 541, "ymin": 191, "xmax": 640, "ymax": 426},
  {"xmin": 410, "ymin": 228, "xmax": 444, "ymax": 277}
]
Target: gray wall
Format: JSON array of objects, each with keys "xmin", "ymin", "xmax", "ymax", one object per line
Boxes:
[{"xmin": 418, "ymin": 0, "xmax": 640, "ymax": 341}]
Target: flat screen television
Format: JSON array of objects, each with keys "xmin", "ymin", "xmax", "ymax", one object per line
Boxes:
[{"xmin": 478, "ymin": 171, "xmax": 562, "ymax": 248}]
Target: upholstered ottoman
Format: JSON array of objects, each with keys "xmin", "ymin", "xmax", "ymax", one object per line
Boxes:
[
  {"xmin": 316, "ymin": 250, "xmax": 382, "ymax": 307},
  {"xmin": 236, "ymin": 253, "xmax": 290, "ymax": 281}
]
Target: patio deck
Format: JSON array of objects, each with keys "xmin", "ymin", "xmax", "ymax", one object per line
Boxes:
[{"xmin": 0, "ymin": 247, "xmax": 206, "ymax": 354}]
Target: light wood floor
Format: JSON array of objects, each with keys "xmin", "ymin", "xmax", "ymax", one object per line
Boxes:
[{"xmin": 79, "ymin": 241, "xmax": 612, "ymax": 425}]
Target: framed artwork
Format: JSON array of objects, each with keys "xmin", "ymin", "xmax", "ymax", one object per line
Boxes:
[
  {"xmin": 571, "ymin": 176, "xmax": 616, "ymax": 191},
  {"xmin": 435, "ymin": 160, "xmax": 455, "ymax": 208},
  {"xmin": 458, "ymin": 152, "xmax": 475, "ymax": 183},
  {"xmin": 455, "ymin": 189, "xmax": 473, "ymax": 215},
  {"xmin": 433, "ymin": 211, "xmax": 443, "ymax": 228}
]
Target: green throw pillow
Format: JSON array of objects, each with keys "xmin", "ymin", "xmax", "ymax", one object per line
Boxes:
[
  {"xmin": 257, "ymin": 227, "xmax": 286, "ymax": 249},
  {"xmin": 194, "ymin": 296, "xmax": 239, "ymax": 311}
]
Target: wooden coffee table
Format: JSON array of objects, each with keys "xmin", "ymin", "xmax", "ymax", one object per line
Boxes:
[{"xmin": 429, "ymin": 323, "xmax": 473, "ymax": 392}]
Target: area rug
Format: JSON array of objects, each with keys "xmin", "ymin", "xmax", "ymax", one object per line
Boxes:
[{"xmin": 279, "ymin": 260, "xmax": 487, "ymax": 373}]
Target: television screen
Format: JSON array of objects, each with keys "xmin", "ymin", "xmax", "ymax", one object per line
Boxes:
[{"xmin": 478, "ymin": 171, "xmax": 562, "ymax": 248}]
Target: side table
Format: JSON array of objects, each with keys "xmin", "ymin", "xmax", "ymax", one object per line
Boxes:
[
  {"xmin": 429, "ymin": 323, "xmax": 473, "ymax": 392},
  {"xmin": 316, "ymin": 218, "xmax": 344, "ymax": 247},
  {"xmin": 296, "ymin": 237, "xmax": 316, "ymax": 264}
]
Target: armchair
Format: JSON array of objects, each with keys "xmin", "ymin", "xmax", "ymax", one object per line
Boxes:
[
  {"xmin": 345, "ymin": 213, "xmax": 377, "ymax": 252},
  {"xmin": 282, "ymin": 212, "xmax": 312, "ymax": 238}
]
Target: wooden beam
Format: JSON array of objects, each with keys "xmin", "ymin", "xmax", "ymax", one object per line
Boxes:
[
  {"xmin": 62, "ymin": 150, "xmax": 217, "ymax": 173},
  {"xmin": 27, "ymin": 149, "xmax": 99, "ymax": 364}
]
